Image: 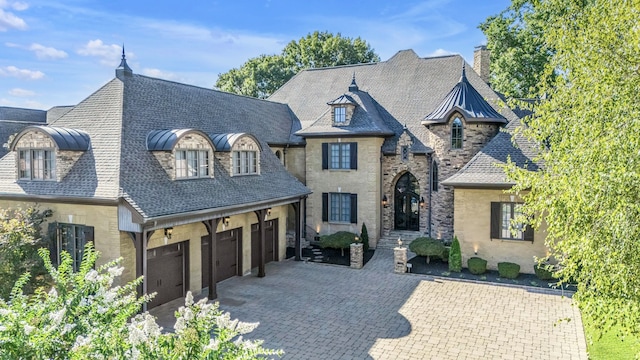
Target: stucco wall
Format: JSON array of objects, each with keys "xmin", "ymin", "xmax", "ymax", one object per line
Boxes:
[
  {"xmin": 453, "ymin": 188, "xmax": 548, "ymax": 274},
  {"xmin": 305, "ymin": 137, "xmax": 383, "ymax": 247}
]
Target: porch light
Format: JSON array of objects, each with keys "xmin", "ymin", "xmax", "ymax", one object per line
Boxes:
[
  {"xmin": 223, "ymin": 217, "xmax": 230, "ymax": 228},
  {"xmin": 382, "ymin": 195, "xmax": 388, "ymax": 208},
  {"xmin": 164, "ymin": 227, "xmax": 173, "ymax": 240},
  {"xmin": 397, "ymin": 237, "xmax": 402, "ymax": 247},
  {"xmin": 419, "ymin": 197, "xmax": 425, "ymax": 207},
  {"xmin": 474, "ymin": 244, "xmax": 478, "ymax": 255}
]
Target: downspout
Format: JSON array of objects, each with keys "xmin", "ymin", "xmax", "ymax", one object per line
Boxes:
[{"xmin": 428, "ymin": 153, "xmax": 433, "ymax": 238}]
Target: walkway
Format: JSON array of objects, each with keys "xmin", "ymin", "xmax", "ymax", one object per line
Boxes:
[{"xmin": 151, "ymin": 249, "xmax": 587, "ymax": 359}]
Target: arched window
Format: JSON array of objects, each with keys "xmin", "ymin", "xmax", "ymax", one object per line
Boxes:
[
  {"xmin": 451, "ymin": 117, "xmax": 463, "ymax": 149},
  {"xmin": 431, "ymin": 161, "xmax": 438, "ymax": 192}
]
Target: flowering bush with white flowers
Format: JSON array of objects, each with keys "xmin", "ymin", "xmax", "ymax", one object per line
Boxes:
[{"xmin": 0, "ymin": 244, "xmax": 282, "ymax": 359}]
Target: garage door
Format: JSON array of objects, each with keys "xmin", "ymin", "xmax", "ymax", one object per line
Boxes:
[
  {"xmin": 251, "ymin": 219, "xmax": 278, "ymax": 269},
  {"xmin": 201, "ymin": 228, "xmax": 241, "ymax": 288},
  {"xmin": 147, "ymin": 242, "xmax": 186, "ymax": 309}
]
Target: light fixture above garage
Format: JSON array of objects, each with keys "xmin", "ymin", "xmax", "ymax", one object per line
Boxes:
[{"xmin": 164, "ymin": 227, "xmax": 173, "ymax": 240}]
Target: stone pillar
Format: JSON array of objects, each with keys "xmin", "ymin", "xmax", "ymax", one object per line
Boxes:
[
  {"xmin": 350, "ymin": 243, "xmax": 363, "ymax": 269},
  {"xmin": 394, "ymin": 247, "xmax": 407, "ymax": 273}
]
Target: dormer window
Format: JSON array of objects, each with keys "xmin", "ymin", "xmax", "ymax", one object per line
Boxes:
[
  {"xmin": 176, "ymin": 149, "xmax": 209, "ymax": 179},
  {"xmin": 451, "ymin": 117, "xmax": 463, "ymax": 149},
  {"xmin": 233, "ymin": 150, "xmax": 257, "ymax": 175},
  {"xmin": 18, "ymin": 149, "xmax": 55, "ymax": 180},
  {"xmin": 334, "ymin": 106, "xmax": 346, "ymax": 123}
]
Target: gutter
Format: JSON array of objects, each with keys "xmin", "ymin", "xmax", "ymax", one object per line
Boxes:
[{"xmin": 0, "ymin": 193, "xmax": 118, "ymax": 206}]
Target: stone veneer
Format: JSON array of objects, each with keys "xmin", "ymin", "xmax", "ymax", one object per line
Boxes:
[
  {"xmin": 152, "ymin": 132, "xmax": 213, "ymax": 181},
  {"xmin": 13, "ymin": 129, "xmax": 85, "ymax": 182}
]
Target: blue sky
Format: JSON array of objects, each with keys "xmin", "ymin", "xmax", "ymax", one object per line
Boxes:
[{"xmin": 0, "ymin": 0, "xmax": 510, "ymax": 110}]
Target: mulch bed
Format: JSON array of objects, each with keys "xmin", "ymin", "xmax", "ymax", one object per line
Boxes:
[
  {"xmin": 286, "ymin": 245, "xmax": 375, "ymax": 266},
  {"xmin": 407, "ymin": 256, "xmax": 576, "ymax": 291}
]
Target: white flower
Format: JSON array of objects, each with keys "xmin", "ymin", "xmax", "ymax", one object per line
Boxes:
[
  {"xmin": 108, "ymin": 266, "xmax": 124, "ymax": 278},
  {"xmin": 204, "ymin": 338, "xmax": 220, "ymax": 351},
  {"xmin": 174, "ymin": 317, "xmax": 185, "ymax": 332},
  {"xmin": 236, "ymin": 321, "xmax": 259, "ymax": 335},
  {"xmin": 23, "ymin": 324, "xmax": 35, "ymax": 335},
  {"xmin": 85, "ymin": 269, "xmax": 99, "ymax": 282},
  {"xmin": 185, "ymin": 291, "xmax": 194, "ymax": 306},
  {"xmin": 0, "ymin": 308, "xmax": 11, "ymax": 316},
  {"xmin": 61, "ymin": 323, "xmax": 76, "ymax": 335},
  {"xmin": 48, "ymin": 288, "xmax": 58, "ymax": 298},
  {"xmin": 49, "ymin": 309, "xmax": 65, "ymax": 326},
  {"xmin": 72, "ymin": 335, "xmax": 91, "ymax": 351}
]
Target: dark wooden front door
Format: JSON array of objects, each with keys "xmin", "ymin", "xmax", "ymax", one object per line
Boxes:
[
  {"xmin": 394, "ymin": 172, "xmax": 420, "ymax": 231},
  {"xmin": 147, "ymin": 242, "xmax": 186, "ymax": 309},
  {"xmin": 201, "ymin": 228, "xmax": 241, "ymax": 288},
  {"xmin": 251, "ymin": 219, "xmax": 278, "ymax": 268}
]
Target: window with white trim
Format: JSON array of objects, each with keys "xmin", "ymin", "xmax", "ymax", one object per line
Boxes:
[
  {"xmin": 330, "ymin": 143, "xmax": 350, "ymax": 169},
  {"xmin": 233, "ymin": 150, "xmax": 258, "ymax": 175},
  {"xmin": 18, "ymin": 149, "xmax": 55, "ymax": 180},
  {"xmin": 175, "ymin": 150, "xmax": 209, "ymax": 179}
]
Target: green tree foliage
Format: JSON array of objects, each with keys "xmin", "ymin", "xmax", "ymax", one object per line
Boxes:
[
  {"xmin": 409, "ymin": 237, "xmax": 445, "ymax": 264},
  {"xmin": 505, "ymin": 0, "xmax": 640, "ymax": 343},
  {"xmin": 448, "ymin": 236, "xmax": 462, "ymax": 272},
  {"xmin": 0, "ymin": 245, "xmax": 282, "ymax": 359},
  {"xmin": 360, "ymin": 223, "xmax": 369, "ymax": 252},
  {"xmin": 479, "ymin": 0, "xmax": 556, "ymax": 98},
  {"xmin": 0, "ymin": 207, "xmax": 51, "ymax": 300},
  {"xmin": 215, "ymin": 31, "xmax": 380, "ymax": 98}
]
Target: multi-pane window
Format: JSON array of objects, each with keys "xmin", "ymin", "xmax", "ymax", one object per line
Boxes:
[
  {"xmin": 490, "ymin": 202, "xmax": 533, "ymax": 241},
  {"xmin": 334, "ymin": 106, "xmax": 346, "ymax": 123},
  {"xmin": 18, "ymin": 149, "xmax": 55, "ymax": 180},
  {"xmin": 330, "ymin": 193, "xmax": 351, "ymax": 222},
  {"xmin": 330, "ymin": 143, "xmax": 350, "ymax": 169},
  {"xmin": 54, "ymin": 223, "xmax": 94, "ymax": 271},
  {"xmin": 431, "ymin": 161, "xmax": 438, "ymax": 192},
  {"xmin": 451, "ymin": 117, "xmax": 463, "ymax": 149},
  {"xmin": 233, "ymin": 151, "xmax": 258, "ymax": 175},
  {"xmin": 175, "ymin": 150, "xmax": 209, "ymax": 179}
]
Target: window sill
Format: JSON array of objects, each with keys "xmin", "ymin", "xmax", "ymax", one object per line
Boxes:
[
  {"xmin": 326, "ymin": 169, "xmax": 353, "ymax": 172},
  {"xmin": 327, "ymin": 221, "xmax": 352, "ymax": 225},
  {"xmin": 175, "ymin": 176, "xmax": 212, "ymax": 180},
  {"xmin": 232, "ymin": 173, "xmax": 260, "ymax": 177},
  {"xmin": 491, "ymin": 238, "xmax": 533, "ymax": 243}
]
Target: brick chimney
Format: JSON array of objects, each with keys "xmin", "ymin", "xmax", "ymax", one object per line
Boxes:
[{"xmin": 473, "ymin": 45, "xmax": 490, "ymax": 84}]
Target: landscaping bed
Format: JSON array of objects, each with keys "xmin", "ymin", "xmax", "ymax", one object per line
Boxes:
[
  {"xmin": 286, "ymin": 245, "xmax": 375, "ymax": 266},
  {"xmin": 407, "ymin": 255, "xmax": 575, "ymax": 291}
]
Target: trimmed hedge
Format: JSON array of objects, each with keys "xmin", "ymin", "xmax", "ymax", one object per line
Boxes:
[
  {"xmin": 319, "ymin": 231, "xmax": 358, "ymax": 249},
  {"xmin": 467, "ymin": 257, "xmax": 487, "ymax": 275},
  {"xmin": 448, "ymin": 236, "xmax": 462, "ymax": 272},
  {"xmin": 498, "ymin": 262, "xmax": 520, "ymax": 279},
  {"xmin": 534, "ymin": 264, "xmax": 554, "ymax": 280},
  {"xmin": 409, "ymin": 237, "xmax": 445, "ymax": 263}
]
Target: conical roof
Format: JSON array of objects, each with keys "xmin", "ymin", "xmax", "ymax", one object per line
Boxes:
[{"xmin": 422, "ymin": 65, "xmax": 506, "ymax": 124}]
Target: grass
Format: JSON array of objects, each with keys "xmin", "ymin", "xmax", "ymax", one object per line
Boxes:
[{"xmin": 583, "ymin": 315, "xmax": 640, "ymax": 359}]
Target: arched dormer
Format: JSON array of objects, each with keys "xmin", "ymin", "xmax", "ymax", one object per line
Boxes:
[
  {"xmin": 10, "ymin": 125, "xmax": 90, "ymax": 181},
  {"xmin": 209, "ymin": 133, "xmax": 262, "ymax": 176},
  {"xmin": 146, "ymin": 129, "xmax": 215, "ymax": 180}
]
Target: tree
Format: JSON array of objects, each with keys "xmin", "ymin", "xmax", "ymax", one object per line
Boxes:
[
  {"xmin": 0, "ymin": 206, "xmax": 51, "ymax": 300},
  {"xmin": 216, "ymin": 31, "xmax": 379, "ymax": 99},
  {"xmin": 448, "ymin": 236, "xmax": 462, "ymax": 272},
  {"xmin": 360, "ymin": 223, "xmax": 369, "ymax": 252},
  {"xmin": 0, "ymin": 245, "xmax": 282, "ymax": 359},
  {"xmin": 505, "ymin": 0, "xmax": 640, "ymax": 342},
  {"xmin": 479, "ymin": 0, "xmax": 556, "ymax": 98}
]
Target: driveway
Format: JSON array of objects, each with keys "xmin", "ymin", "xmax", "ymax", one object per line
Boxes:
[{"xmin": 151, "ymin": 249, "xmax": 587, "ymax": 359}]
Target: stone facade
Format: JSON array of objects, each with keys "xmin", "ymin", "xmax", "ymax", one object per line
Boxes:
[
  {"xmin": 13, "ymin": 129, "xmax": 85, "ymax": 182},
  {"xmin": 425, "ymin": 115, "xmax": 500, "ymax": 240},
  {"xmin": 394, "ymin": 246, "xmax": 407, "ymax": 273},
  {"xmin": 230, "ymin": 135, "xmax": 261, "ymax": 176},
  {"xmin": 473, "ymin": 46, "xmax": 491, "ymax": 84},
  {"xmin": 350, "ymin": 242, "xmax": 363, "ymax": 269},
  {"xmin": 305, "ymin": 136, "xmax": 384, "ymax": 247}
]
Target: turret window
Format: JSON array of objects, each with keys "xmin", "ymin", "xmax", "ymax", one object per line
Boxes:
[{"xmin": 451, "ymin": 117, "xmax": 463, "ymax": 149}]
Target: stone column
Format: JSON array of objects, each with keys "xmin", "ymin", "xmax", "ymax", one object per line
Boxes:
[
  {"xmin": 350, "ymin": 243, "xmax": 363, "ymax": 269},
  {"xmin": 394, "ymin": 246, "xmax": 407, "ymax": 273}
]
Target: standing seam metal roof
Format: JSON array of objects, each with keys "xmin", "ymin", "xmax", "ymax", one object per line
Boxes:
[
  {"xmin": 11, "ymin": 125, "xmax": 91, "ymax": 151},
  {"xmin": 146, "ymin": 129, "xmax": 215, "ymax": 151}
]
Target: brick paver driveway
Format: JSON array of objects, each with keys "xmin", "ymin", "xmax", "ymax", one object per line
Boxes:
[{"xmin": 152, "ymin": 249, "xmax": 587, "ymax": 359}]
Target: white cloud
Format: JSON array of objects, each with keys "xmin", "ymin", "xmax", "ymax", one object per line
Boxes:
[
  {"xmin": 11, "ymin": 1, "xmax": 28, "ymax": 11},
  {"xmin": 9, "ymin": 87, "xmax": 35, "ymax": 96},
  {"xmin": 141, "ymin": 68, "xmax": 180, "ymax": 81},
  {"xmin": 77, "ymin": 39, "xmax": 127, "ymax": 66},
  {"xmin": 427, "ymin": 48, "xmax": 457, "ymax": 57},
  {"xmin": 29, "ymin": 43, "xmax": 68, "ymax": 59},
  {"xmin": 0, "ymin": 8, "xmax": 27, "ymax": 31},
  {"xmin": 0, "ymin": 65, "xmax": 44, "ymax": 79}
]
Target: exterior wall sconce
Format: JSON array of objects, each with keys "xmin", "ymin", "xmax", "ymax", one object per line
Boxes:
[
  {"xmin": 474, "ymin": 244, "xmax": 478, "ymax": 255},
  {"xmin": 382, "ymin": 195, "xmax": 388, "ymax": 208},
  {"xmin": 164, "ymin": 227, "xmax": 173, "ymax": 240},
  {"xmin": 265, "ymin": 208, "xmax": 272, "ymax": 221},
  {"xmin": 419, "ymin": 197, "xmax": 425, "ymax": 207},
  {"xmin": 223, "ymin": 217, "xmax": 230, "ymax": 229}
]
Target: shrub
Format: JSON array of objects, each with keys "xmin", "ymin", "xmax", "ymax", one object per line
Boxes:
[
  {"xmin": 498, "ymin": 262, "xmax": 521, "ymax": 279},
  {"xmin": 0, "ymin": 244, "xmax": 282, "ymax": 359},
  {"xmin": 448, "ymin": 236, "xmax": 462, "ymax": 272},
  {"xmin": 360, "ymin": 223, "xmax": 370, "ymax": 251},
  {"xmin": 320, "ymin": 231, "xmax": 358, "ymax": 256},
  {"xmin": 534, "ymin": 263, "xmax": 554, "ymax": 280},
  {"xmin": 467, "ymin": 257, "xmax": 487, "ymax": 275},
  {"xmin": 409, "ymin": 237, "xmax": 445, "ymax": 264},
  {"xmin": 441, "ymin": 247, "xmax": 449, "ymax": 263}
]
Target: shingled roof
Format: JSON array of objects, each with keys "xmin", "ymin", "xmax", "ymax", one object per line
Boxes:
[
  {"xmin": 270, "ymin": 49, "xmax": 517, "ymax": 154},
  {"xmin": 441, "ymin": 118, "xmax": 540, "ymax": 187},
  {"xmin": 0, "ymin": 106, "xmax": 48, "ymax": 158},
  {"xmin": 0, "ymin": 70, "xmax": 310, "ymax": 219}
]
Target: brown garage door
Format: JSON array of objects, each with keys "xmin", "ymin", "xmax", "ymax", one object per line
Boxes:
[
  {"xmin": 201, "ymin": 228, "xmax": 241, "ymax": 288},
  {"xmin": 147, "ymin": 242, "xmax": 186, "ymax": 309},
  {"xmin": 251, "ymin": 219, "xmax": 278, "ymax": 269}
]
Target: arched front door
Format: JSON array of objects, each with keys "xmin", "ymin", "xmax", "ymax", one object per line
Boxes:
[{"xmin": 394, "ymin": 172, "xmax": 420, "ymax": 231}]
